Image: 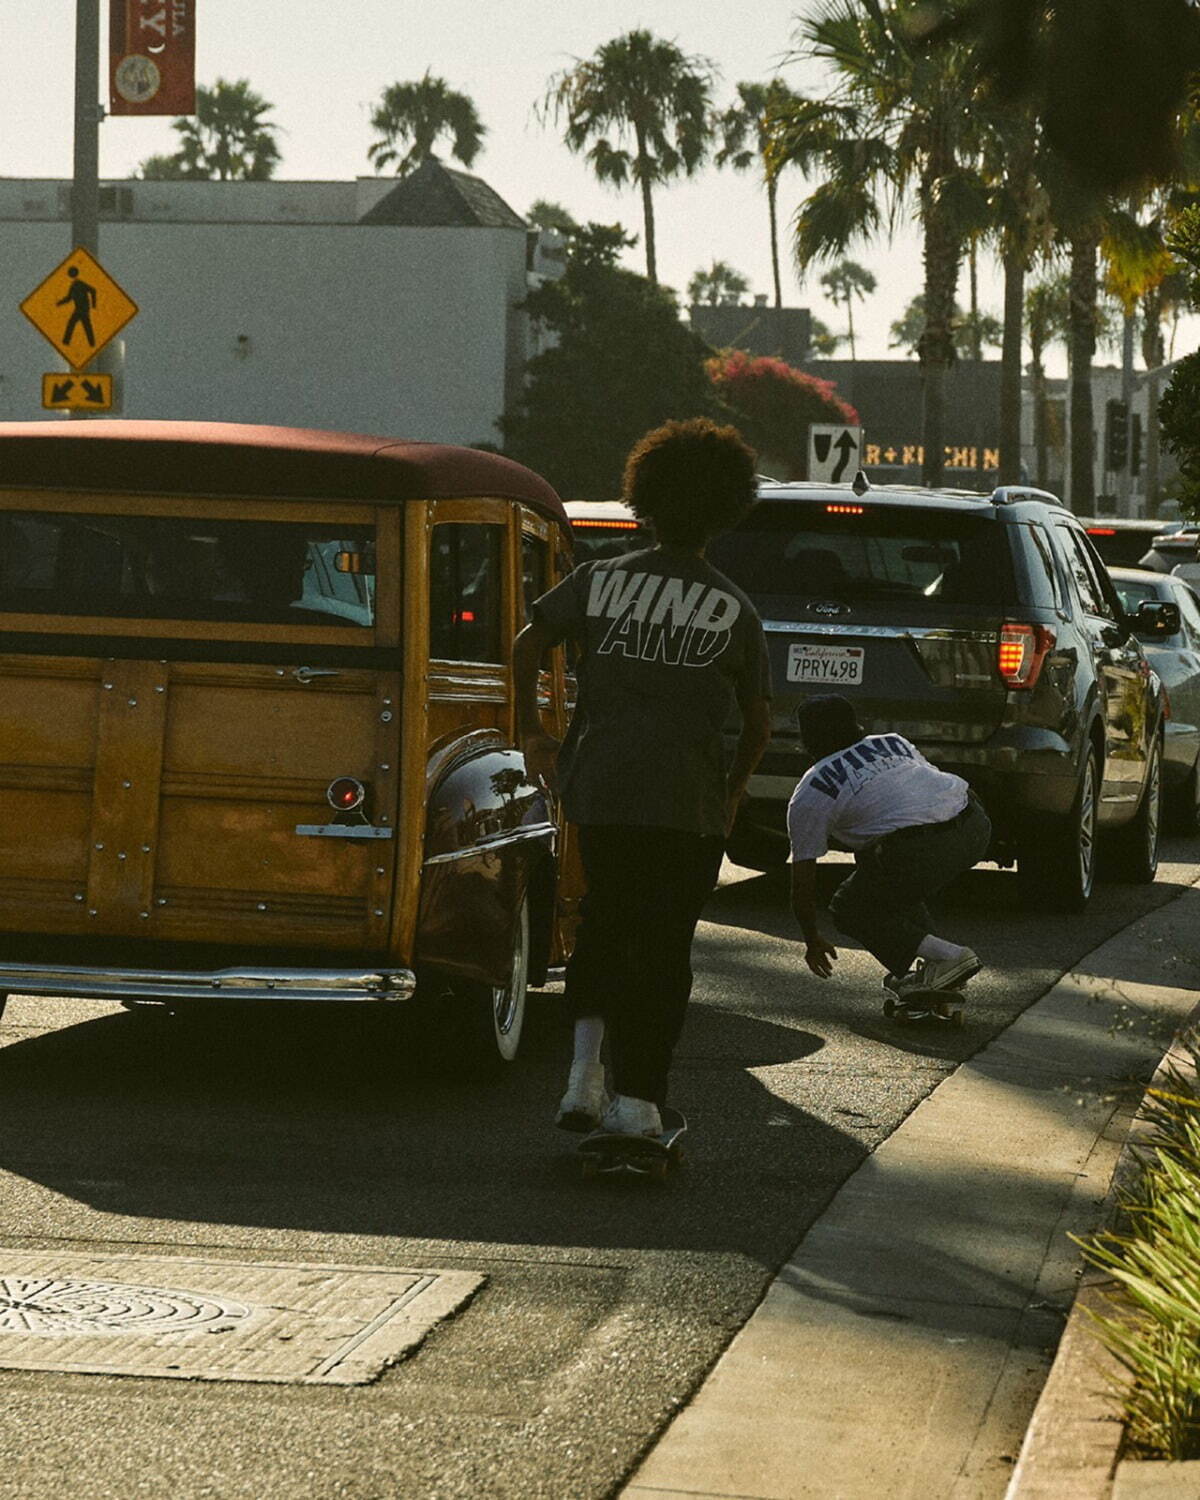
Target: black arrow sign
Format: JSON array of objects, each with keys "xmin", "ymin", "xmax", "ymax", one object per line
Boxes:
[
  {"xmin": 831, "ymin": 430, "xmax": 858, "ymax": 482},
  {"xmin": 50, "ymin": 380, "xmax": 74, "ymax": 403},
  {"xmin": 81, "ymin": 380, "xmax": 106, "ymax": 404}
]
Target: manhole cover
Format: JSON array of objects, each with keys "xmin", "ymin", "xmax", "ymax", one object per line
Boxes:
[
  {"xmin": 0, "ymin": 1276, "xmax": 248, "ymax": 1336},
  {"xmin": 0, "ymin": 1252, "xmax": 482, "ymax": 1385}
]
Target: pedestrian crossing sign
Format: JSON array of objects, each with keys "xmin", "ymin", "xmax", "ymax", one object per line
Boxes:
[{"xmin": 20, "ymin": 247, "xmax": 138, "ymax": 370}]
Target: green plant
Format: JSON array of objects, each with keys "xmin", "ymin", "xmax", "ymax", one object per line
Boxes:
[{"xmin": 1080, "ymin": 1032, "xmax": 1200, "ymax": 1459}]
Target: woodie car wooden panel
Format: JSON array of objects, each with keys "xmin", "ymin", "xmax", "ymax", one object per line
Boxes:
[{"xmin": 0, "ymin": 421, "xmax": 574, "ymax": 1059}]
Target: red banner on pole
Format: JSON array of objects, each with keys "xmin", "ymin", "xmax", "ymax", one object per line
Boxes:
[{"xmin": 109, "ymin": 1, "xmax": 196, "ymax": 116}]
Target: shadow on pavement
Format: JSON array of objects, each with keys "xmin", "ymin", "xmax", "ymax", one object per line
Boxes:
[{"xmin": 0, "ymin": 994, "xmax": 855, "ymax": 1267}]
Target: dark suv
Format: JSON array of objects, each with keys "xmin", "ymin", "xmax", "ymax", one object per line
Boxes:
[{"xmin": 709, "ymin": 480, "xmax": 1169, "ymax": 910}]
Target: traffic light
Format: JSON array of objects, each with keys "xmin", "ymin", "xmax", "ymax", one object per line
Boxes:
[
  {"xmin": 1130, "ymin": 413, "xmax": 1143, "ymax": 477},
  {"xmin": 1105, "ymin": 399, "xmax": 1129, "ymax": 472}
]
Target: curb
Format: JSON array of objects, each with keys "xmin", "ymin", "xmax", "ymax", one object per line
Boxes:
[{"xmin": 1005, "ymin": 1006, "xmax": 1200, "ymax": 1500}]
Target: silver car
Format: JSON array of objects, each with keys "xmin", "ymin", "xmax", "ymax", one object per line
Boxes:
[{"xmin": 1110, "ymin": 566, "xmax": 1200, "ymax": 832}]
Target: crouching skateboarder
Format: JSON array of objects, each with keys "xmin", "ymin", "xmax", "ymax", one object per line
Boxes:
[{"xmin": 787, "ymin": 696, "xmax": 991, "ymax": 1009}]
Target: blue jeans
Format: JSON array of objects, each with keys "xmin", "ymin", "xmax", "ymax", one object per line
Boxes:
[{"xmin": 828, "ymin": 797, "xmax": 991, "ymax": 976}]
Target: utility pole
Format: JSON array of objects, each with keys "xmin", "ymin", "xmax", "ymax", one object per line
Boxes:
[{"xmin": 72, "ymin": 0, "xmax": 101, "ymax": 258}]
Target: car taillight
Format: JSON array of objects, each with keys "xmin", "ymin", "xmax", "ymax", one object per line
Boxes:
[
  {"xmin": 327, "ymin": 776, "xmax": 366, "ymax": 813},
  {"xmin": 997, "ymin": 623, "xmax": 1055, "ymax": 689}
]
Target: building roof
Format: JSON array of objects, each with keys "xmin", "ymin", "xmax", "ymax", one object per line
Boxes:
[
  {"xmin": 358, "ymin": 158, "xmax": 526, "ymax": 230},
  {"xmin": 0, "ymin": 421, "xmax": 566, "ymax": 527}
]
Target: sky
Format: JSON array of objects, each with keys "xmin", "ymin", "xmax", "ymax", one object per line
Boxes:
[{"xmin": 0, "ymin": 0, "xmax": 1116, "ymax": 374}]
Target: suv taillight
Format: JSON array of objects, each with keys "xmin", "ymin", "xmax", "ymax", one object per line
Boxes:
[{"xmin": 997, "ymin": 623, "xmax": 1055, "ymax": 690}]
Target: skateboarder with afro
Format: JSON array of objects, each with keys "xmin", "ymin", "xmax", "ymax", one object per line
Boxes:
[
  {"xmin": 787, "ymin": 695, "xmax": 990, "ymax": 997},
  {"xmin": 513, "ymin": 417, "xmax": 772, "ymax": 1138}
]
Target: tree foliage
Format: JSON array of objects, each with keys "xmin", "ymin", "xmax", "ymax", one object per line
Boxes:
[
  {"xmin": 138, "ymin": 79, "xmax": 280, "ymax": 181},
  {"xmin": 499, "ymin": 224, "xmax": 720, "ymax": 499},
  {"xmin": 706, "ymin": 350, "xmax": 858, "ymax": 480},
  {"xmin": 542, "ymin": 30, "xmax": 715, "ymax": 284},
  {"xmin": 916, "ymin": 0, "xmax": 1200, "ymax": 194},
  {"xmin": 1160, "ymin": 208, "xmax": 1200, "ymax": 517},
  {"xmin": 688, "ymin": 260, "xmax": 750, "ymax": 306},
  {"xmin": 889, "ymin": 294, "xmax": 1002, "ymax": 357},
  {"xmin": 367, "ymin": 73, "xmax": 485, "ymax": 176}
]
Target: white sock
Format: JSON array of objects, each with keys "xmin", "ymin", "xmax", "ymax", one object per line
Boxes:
[
  {"xmin": 917, "ymin": 935, "xmax": 964, "ymax": 963},
  {"xmin": 573, "ymin": 1015, "xmax": 605, "ymax": 1066}
]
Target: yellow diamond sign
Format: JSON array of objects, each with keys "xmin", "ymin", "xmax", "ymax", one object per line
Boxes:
[{"xmin": 20, "ymin": 247, "xmax": 138, "ymax": 370}]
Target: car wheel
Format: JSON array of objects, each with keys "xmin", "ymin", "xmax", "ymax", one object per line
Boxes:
[
  {"xmin": 442, "ymin": 894, "xmax": 531, "ymax": 1068},
  {"xmin": 485, "ymin": 895, "xmax": 530, "ymax": 1063},
  {"xmin": 1109, "ymin": 738, "xmax": 1163, "ymax": 884},
  {"xmin": 1018, "ymin": 747, "xmax": 1099, "ymax": 912}
]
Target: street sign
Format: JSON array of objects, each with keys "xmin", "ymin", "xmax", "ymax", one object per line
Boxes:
[
  {"xmin": 41, "ymin": 373, "xmax": 113, "ymax": 412},
  {"xmin": 809, "ymin": 424, "xmax": 865, "ymax": 484},
  {"xmin": 20, "ymin": 248, "xmax": 138, "ymax": 370}
]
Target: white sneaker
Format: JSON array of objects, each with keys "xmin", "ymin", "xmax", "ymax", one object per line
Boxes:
[
  {"xmin": 898, "ymin": 949, "xmax": 981, "ymax": 995},
  {"xmin": 600, "ymin": 1094, "xmax": 662, "ymax": 1137},
  {"xmin": 556, "ymin": 1061, "xmax": 609, "ymax": 1133}
]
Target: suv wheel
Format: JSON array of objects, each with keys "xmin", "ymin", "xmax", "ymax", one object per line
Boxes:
[
  {"xmin": 1018, "ymin": 748, "xmax": 1099, "ymax": 912},
  {"xmin": 1108, "ymin": 738, "xmax": 1162, "ymax": 884}
]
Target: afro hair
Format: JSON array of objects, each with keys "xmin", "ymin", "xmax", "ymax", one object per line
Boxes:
[{"xmin": 621, "ymin": 418, "xmax": 757, "ymax": 548}]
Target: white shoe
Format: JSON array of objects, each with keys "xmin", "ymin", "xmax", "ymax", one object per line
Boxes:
[
  {"xmin": 556, "ymin": 1061, "xmax": 609, "ymax": 1133},
  {"xmin": 600, "ymin": 1094, "xmax": 662, "ymax": 1137},
  {"xmin": 898, "ymin": 949, "xmax": 980, "ymax": 995}
]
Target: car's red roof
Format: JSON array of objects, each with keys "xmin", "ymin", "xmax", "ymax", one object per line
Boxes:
[{"xmin": 0, "ymin": 420, "xmax": 567, "ymax": 527}]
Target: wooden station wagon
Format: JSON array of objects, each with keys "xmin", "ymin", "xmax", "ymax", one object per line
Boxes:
[{"xmin": 0, "ymin": 420, "xmax": 578, "ymax": 1061}]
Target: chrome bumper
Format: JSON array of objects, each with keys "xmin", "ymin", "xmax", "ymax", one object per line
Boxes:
[{"xmin": 0, "ymin": 963, "xmax": 417, "ymax": 1005}]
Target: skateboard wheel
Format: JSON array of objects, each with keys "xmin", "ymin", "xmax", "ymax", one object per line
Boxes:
[
  {"xmin": 952, "ymin": 1009, "xmax": 964, "ymax": 1027},
  {"xmin": 883, "ymin": 996, "xmax": 896, "ymax": 1017}
]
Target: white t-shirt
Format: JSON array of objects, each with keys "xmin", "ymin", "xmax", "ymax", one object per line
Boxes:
[{"xmin": 787, "ymin": 733, "xmax": 969, "ymax": 861}]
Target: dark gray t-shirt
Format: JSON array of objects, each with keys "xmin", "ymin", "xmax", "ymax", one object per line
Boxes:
[{"xmin": 533, "ymin": 547, "xmax": 771, "ymax": 836}]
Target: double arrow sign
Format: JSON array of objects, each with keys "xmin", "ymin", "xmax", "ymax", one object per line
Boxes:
[{"xmin": 41, "ymin": 373, "xmax": 113, "ymax": 411}]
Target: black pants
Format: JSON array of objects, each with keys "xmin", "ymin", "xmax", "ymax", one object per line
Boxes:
[
  {"xmin": 564, "ymin": 824, "xmax": 725, "ymax": 1108},
  {"xmin": 828, "ymin": 797, "xmax": 992, "ymax": 976}
]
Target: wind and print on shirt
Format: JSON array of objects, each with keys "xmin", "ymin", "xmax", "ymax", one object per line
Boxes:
[
  {"xmin": 586, "ymin": 566, "xmax": 743, "ymax": 669},
  {"xmin": 787, "ymin": 731, "xmax": 969, "ymax": 862}
]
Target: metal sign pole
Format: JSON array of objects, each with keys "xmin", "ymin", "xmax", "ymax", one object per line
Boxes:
[
  {"xmin": 70, "ymin": 0, "xmax": 106, "ymax": 417},
  {"xmin": 72, "ymin": 0, "xmax": 100, "ymax": 257}
]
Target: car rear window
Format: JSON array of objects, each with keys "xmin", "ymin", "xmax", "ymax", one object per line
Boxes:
[
  {"xmin": 569, "ymin": 520, "xmax": 647, "ymax": 565},
  {"xmin": 0, "ymin": 511, "xmax": 375, "ymax": 628},
  {"xmin": 708, "ymin": 502, "xmax": 1017, "ymax": 612}
]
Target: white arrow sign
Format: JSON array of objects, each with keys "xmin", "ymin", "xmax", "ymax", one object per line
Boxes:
[{"xmin": 809, "ymin": 424, "xmax": 864, "ymax": 484}]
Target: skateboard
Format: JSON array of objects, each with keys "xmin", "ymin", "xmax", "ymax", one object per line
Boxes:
[
  {"xmin": 578, "ymin": 1106, "xmax": 687, "ymax": 1182},
  {"xmin": 882, "ymin": 972, "xmax": 965, "ymax": 1027}
]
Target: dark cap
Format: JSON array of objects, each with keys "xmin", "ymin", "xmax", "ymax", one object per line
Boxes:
[{"xmin": 796, "ymin": 694, "xmax": 864, "ymax": 755}]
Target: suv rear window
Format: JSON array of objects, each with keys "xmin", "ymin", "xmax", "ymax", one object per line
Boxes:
[{"xmin": 708, "ymin": 502, "xmax": 1017, "ymax": 612}]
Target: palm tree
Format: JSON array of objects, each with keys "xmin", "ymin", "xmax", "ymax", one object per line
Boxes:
[
  {"xmin": 688, "ymin": 260, "xmax": 750, "ymax": 306},
  {"xmin": 1026, "ymin": 274, "xmax": 1070, "ymax": 489},
  {"xmin": 820, "ymin": 260, "xmax": 877, "ymax": 362},
  {"xmin": 368, "ymin": 73, "xmax": 486, "ymax": 176},
  {"xmin": 715, "ymin": 79, "xmax": 807, "ymax": 309},
  {"xmin": 542, "ymin": 30, "xmax": 715, "ymax": 285},
  {"xmin": 788, "ymin": 2, "xmax": 986, "ymax": 485},
  {"xmin": 139, "ymin": 79, "xmax": 280, "ymax": 180},
  {"xmin": 889, "ymin": 295, "xmax": 1002, "ymax": 357},
  {"xmin": 808, "ymin": 317, "xmax": 845, "ymax": 357}
]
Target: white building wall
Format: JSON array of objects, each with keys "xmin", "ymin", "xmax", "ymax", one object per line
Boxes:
[{"xmin": 0, "ymin": 220, "xmax": 525, "ymax": 446}]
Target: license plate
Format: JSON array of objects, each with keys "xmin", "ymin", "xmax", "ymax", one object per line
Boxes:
[{"xmin": 787, "ymin": 643, "xmax": 864, "ymax": 685}]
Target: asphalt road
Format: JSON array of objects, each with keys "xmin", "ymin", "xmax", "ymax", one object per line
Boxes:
[{"xmin": 0, "ymin": 841, "xmax": 1197, "ymax": 1500}]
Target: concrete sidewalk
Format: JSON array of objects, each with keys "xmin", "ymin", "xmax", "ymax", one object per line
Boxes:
[{"xmin": 623, "ymin": 885, "xmax": 1200, "ymax": 1500}]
